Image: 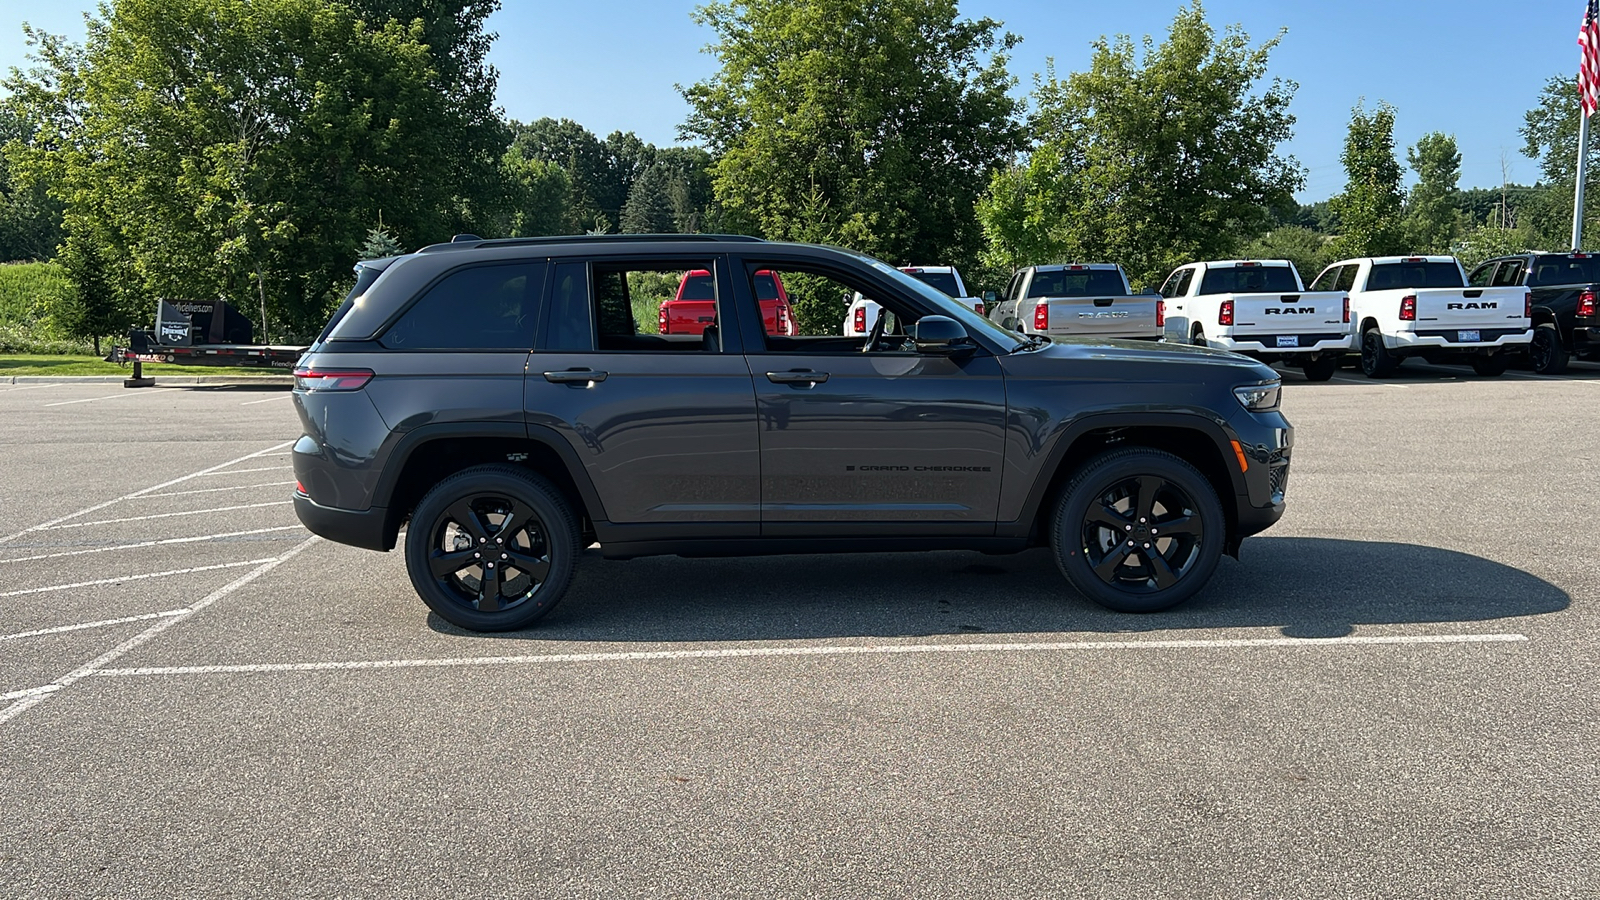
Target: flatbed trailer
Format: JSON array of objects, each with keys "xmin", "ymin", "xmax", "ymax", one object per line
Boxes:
[{"xmin": 105, "ymin": 299, "xmax": 305, "ymax": 386}]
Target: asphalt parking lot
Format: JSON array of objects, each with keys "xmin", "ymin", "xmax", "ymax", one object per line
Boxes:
[{"xmin": 1, "ymin": 362, "xmax": 1598, "ymax": 898}]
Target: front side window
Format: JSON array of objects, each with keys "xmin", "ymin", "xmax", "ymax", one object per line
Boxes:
[
  {"xmin": 381, "ymin": 262, "xmax": 546, "ymax": 350},
  {"xmin": 1334, "ymin": 265, "xmax": 1358, "ymax": 293},
  {"xmin": 1490, "ymin": 260, "xmax": 1525, "ymax": 287},
  {"xmin": 1467, "ymin": 263, "xmax": 1495, "ymax": 288},
  {"xmin": 1309, "ymin": 267, "xmax": 1339, "ymax": 292}
]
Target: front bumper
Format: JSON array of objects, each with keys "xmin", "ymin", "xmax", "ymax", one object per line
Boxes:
[{"xmin": 294, "ymin": 492, "xmax": 391, "ymax": 551}]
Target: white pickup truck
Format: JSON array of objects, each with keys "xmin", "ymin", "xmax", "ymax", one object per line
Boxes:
[
  {"xmin": 844, "ymin": 265, "xmax": 984, "ymax": 335},
  {"xmin": 1311, "ymin": 256, "xmax": 1531, "ymax": 377},
  {"xmin": 987, "ymin": 264, "xmax": 1161, "ymax": 341},
  {"xmin": 1158, "ymin": 260, "xmax": 1351, "ymax": 381}
]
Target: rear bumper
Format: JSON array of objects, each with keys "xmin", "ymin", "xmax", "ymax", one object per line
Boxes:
[
  {"xmin": 294, "ymin": 492, "xmax": 391, "ymax": 552},
  {"xmin": 1209, "ymin": 333, "xmax": 1352, "ymax": 355},
  {"xmin": 1388, "ymin": 328, "xmax": 1531, "ymax": 352}
]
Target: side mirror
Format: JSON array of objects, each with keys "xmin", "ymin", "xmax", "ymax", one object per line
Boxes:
[
  {"xmin": 912, "ymin": 315, "xmax": 976, "ymax": 355},
  {"xmin": 982, "ymin": 291, "xmax": 997, "ymax": 304}
]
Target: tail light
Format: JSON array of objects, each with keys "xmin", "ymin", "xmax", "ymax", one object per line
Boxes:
[
  {"xmin": 1524, "ymin": 292, "xmax": 1532, "ymax": 319},
  {"xmin": 974, "ymin": 301, "xmax": 985, "ymax": 316},
  {"xmin": 1580, "ymin": 288, "xmax": 1597, "ymax": 318},
  {"xmin": 1156, "ymin": 299, "xmax": 1165, "ymax": 328},
  {"xmin": 658, "ymin": 307, "xmax": 670, "ymax": 334},
  {"xmin": 777, "ymin": 304, "xmax": 793, "ymax": 335},
  {"xmin": 1342, "ymin": 296, "xmax": 1350, "ymax": 324},
  {"xmin": 1034, "ymin": 302, "xmax": 1049, "ymax": 331},
  {"xmin": 853, "ymin": 306, "xmax": 866, "ymax": 333},
  {"xmin": 293, "ymin": 367, "xmax": 372, "ymax": 391},
  {"xmin": 1399, "ymin": 295, "xmax": 1417, "ymax": 321},
  {"xmin": 1218, "ymin": 300, "xmax": 1234, "ymax": 327}
]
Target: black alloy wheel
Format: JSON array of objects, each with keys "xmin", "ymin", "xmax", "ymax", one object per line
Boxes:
[
  {"xmin": 1470, "ymin": 352, "xmax": 1508, "ymax": 377},
  {"xmin": 1360, "ymin": 328, "xmax": 1399, "ymax": 378},
  {"xmin": 1051, "ymin": 448, "xmax": 1224, "ymax": 613},
  {"xmin": 1301, "ymin": 355, "xmax": 1339, "ymax": 382},
  {"xmin": 404, "ymin": 465, "xmax": 578, "ymax": 631},
  {"xmin": 1530, "ymin": 323, "xmax": 1570, "ymax": 375}
]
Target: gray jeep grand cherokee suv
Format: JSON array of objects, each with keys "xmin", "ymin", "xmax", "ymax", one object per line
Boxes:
[{"xmin": 292, "ymin": 235, "xmax": 1291, "ymax": 631}]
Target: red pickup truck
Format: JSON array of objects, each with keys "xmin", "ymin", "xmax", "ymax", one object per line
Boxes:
[{"xmin": 659, "ymin": 269, "xmax": 796, "ymax": 336}]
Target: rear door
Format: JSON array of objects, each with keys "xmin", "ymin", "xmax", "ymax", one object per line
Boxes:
[{"xmin": 526, "ymin": 254, "xmax": 761, "ymax": 529}]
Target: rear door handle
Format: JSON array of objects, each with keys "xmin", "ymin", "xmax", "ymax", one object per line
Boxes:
[
  {"xmin": 766, "ymin": 370, "xmax": 829, "ymax": 385},
  {"xmin": 543, "ymin": 369, "xmax": 608, "ymax": 384}
]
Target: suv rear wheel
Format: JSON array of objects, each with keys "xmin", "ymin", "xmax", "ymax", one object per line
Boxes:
[
  {"xmin": 1050, "ymin": 448, "xmax": 1224, "ymax": 613},
  {"xmin": 404, "ymin": 465, "xmax": 578, "ymax": 631}
]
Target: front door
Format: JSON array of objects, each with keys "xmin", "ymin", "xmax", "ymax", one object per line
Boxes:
[{"xmin": 732, "ymin": 258, "xmax": 1007, "ymax": 532}]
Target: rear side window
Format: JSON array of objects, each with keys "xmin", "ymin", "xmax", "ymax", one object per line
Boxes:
[
  {"xmin": 1027, "ymin": 269, "xmax": 1125, "ymax": 298},
  {"xmin": 1529, "ymin": 255, "xmax": 1600, "ymax": 286},
  {"xmin": 1196, "ymin": 266, "xmax": 1299, "ymax": 295},
  {"xmin": 381, "ymin": 262, "xmax": 546, "ymax": 350},
  {"xmin": 1364, "ymin": 262, "xmax": 1464, "ymax": 291},
  {"xmin": 1490, "ymin": 260, "xmax": 1524, "ymax": 287},
  {"xmin": 1309, "ymin": 267, "xmax": 1339, "ymax": 291},
  {"xmin": 1334, "ymin": 265, "xmax": 1358, "ymax": 292}
]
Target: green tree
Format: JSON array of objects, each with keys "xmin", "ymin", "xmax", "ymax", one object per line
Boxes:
[
  {"xmin": 1327, "ymin": 102, "xmax": 1406, "ymax": 260},
  {"xmin": 682, "ymin": 0, "xmax": 1023, "ymax": 280},
  {"xmin": 1521, "ymin": 73, "xmax": 1597, "ymax": 248},
  {"xmin": 498, "ymin": 153, "xmax": 571, "ymax": 237},
  {"xmin": 1240, "ymin": 225, "xmax": 1332, "ymax": 286},
  {"xmin": 6, "ymin": 0, "xmax": 507, "ymax": 339},
  {"xmin": 0, "ymin": 105, "xmax": 64, "ymax": 262},
  {"xmin": 1456, "ymin": 223, "xmax": 1533, "ymax": 270},
  {"xmin": 506, "ymin": 119, "xmax": 657, "ymax": 234},
  {"xmin": 1403, "ymin": 132, "xmax": 1461, "ymax": 253},
  {"xmin": 620, "ymin": 162, "xmax": 677, "ymax": 234},
  {"xmin": 977, "ymin": 2, "xmax": 1302, "ymax": 290},
  {"xmin": 359, "ymin": 226, "xmax": 405, "ymax": 260},
  {"xmin": 53, "ymin": 231, "xmax": 132, "ymax": 355}
]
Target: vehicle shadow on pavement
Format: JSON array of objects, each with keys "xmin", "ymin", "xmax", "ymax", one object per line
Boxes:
[{"xmin": 428, "ymin": 537, "xmax": 1568, "ymax": 643}]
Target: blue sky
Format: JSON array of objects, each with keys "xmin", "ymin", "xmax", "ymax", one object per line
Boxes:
[{"xmin": 0, "ymin": 1, "xmax": 1582, "ymax": 200}]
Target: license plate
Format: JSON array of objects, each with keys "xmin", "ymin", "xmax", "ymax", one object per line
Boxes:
[
  {"xmin": 1275, "ymin": 335, "xmax": 1299, "ymax": 348},
  {"xmin": 1457, "ymin": 330, "xmax": 1480, "ymax": 343}
]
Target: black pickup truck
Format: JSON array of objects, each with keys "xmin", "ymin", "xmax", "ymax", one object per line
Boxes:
[{"xmin": 1467, "ymin": 253, "xmax": 1600, "ymax": 374}]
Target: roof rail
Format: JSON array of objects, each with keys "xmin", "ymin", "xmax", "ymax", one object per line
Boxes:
[{"xmin": 416, "ymin": 233, "xmax": 767, "ymax": 254}]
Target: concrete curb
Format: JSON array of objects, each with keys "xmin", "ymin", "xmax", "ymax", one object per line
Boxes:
[{"xmin": 6, "ymin": 375, "xmax": 293, "ymax": 385}]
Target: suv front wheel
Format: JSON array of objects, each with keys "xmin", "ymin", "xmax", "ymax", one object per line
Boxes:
[
  {"xmin": 404, "ymin": 465, "xmax": 579, "ymax": 631},
  {"xmin": 1050, "ymin": 448, "xmax": 1224, "ymax": 613}
]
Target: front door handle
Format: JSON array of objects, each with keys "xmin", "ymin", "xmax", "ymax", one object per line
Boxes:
[
  {"xmin": 543, "ymin": 369, "xmax": 608, "ymax": 384},
  {"xmin": 765, "ymin": 370, "xmax": 829, "ymax": 385}
]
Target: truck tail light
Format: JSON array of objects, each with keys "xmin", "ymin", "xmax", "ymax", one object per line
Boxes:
[
  {"xmin": 658, "ymin": 307, "xmax": 670, "ymax": 334},
  {"xmin": 1399, "ymin": 295, "xmax": 1417, "ymax": 321},
  {"xmin": 974, "ymin": 301, "xmax": 985, "ymax": 316},
  {"xmin": 1524, "ymin": 292, "xmax": 1532, "ymax": 319},
  {"xmin": 1580, "ymin": 288, "xmax": 1597, "ymax": 318},
  {"xmin": 853, "ymin": 306, "xmax": 866, "ymax": 333},
  {"xmin": 293, "ymin": 367, "xmax": 372, "ymax": 392},
  {"xmin": 777, "ymin": 304, "xmax": 793, "ymax": 335},
  {"xmin": 1342, "ymin": 296, "xmax": 1350, "ymax": 324},
  {"xmin": 1218, "ymin": 300, "xmax": 1233, "ymax": 327},
  {"xmin": 1034, "ymin": 302, "xmax": 1049, "ymax": 331},
  {"xmin": 1156, "ymin": 299, "xmax": 1165, "ymax": 328}
]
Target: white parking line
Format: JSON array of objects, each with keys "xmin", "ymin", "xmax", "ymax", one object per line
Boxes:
[
  {"xmin": 136, "ymin": 482, "xmax": 294, "ymax": 499},
  {"xmin": 0, "ymin": 558, "xmax": 277, "ymax": 598},
  {"xmin": 0, "ymin": 383, "xmax": 65, "ymax": 392},
  {"xmin": 41, "ymin": 501, "xmax": 289, "ymax": 531},
  {"xmin": 0, "ymin": 536, "xmax": 318, "ymax": 726},
  {"xmin": 0, "ymin": 610, "xmax": 188, "ymax": 642},
  {"xmin": 241, "ymin": 395, "xmax": 290, "ymax": 405},
  {"xmin": 43, "ymin": 388, "xmax": 180, "ymax": 407},
  {"xmin": 0, "ymin": 686, "xmax": 60, "ymax": 702},
  {"xmin": 85, "ymin": 632, "xmax": 1529, "ymax": 679},
  {"xmin": 0, "ymin": 440, "xmax": 295, "ymax": 545},
  {"xmin": 197, "ymin": 466, "xmax": 290, "ymax": 476},
  {"xmin": 0, "ymin": 526, "xmax": 303, "ymax": 565}
]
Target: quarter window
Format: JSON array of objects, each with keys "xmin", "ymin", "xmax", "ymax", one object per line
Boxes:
[
  {"xmin": 1490, "ymin": 260, "xmax": 1524, "ymax": 287},
  {"xmin": 381, "ymin": 262, "xmax": 545, "ymax": 351},
  {"xmin": 1334, "ymin": 265, "xmax": 1358, "ymax": 293}
]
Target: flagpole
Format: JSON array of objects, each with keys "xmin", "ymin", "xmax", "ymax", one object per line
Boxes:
[{"xmin": 1575, "ymin": 109, "xmax": 1590, "ymax": 251}]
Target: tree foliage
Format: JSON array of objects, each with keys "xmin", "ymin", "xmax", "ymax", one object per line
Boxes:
[
  {"xmin": 1403, "ymin": 132, "xmax": 1461, "ymax": 253},
  {"xmin": 682, "ymin": 0, "xmax": 1023, "ymax": 272},
  {"xmin": 4, "ymin": 0, "xmax": 507, "ymax": 340},
  {"xmin": 1327, "ymin": 102, "xmax": 1406, "ymax": 260},
  {"xmin": 977, "ymin": 2, "xmax": 1302, "ymax": 289},
  {"xmin": 1521, "ymin": 73, "xmax": 1598, "ymax": 249},
  {"xmin": 1240, "ymin": 225, "xmax": 1332, "ymax": 286}
]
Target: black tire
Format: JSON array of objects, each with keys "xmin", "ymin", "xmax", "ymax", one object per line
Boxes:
[
  {"xmin": 1190, "ymin": 326, "xmax": 1207, "ymax": 348},
  {"xmin": 1530, "ymin": 323, "xmax": 1570, "ymax": 375},
  {"xmin": 1300, "ymin": 356, "xmax": 1339, "ymax": 382},
  {"xmin": 1050, "ymin": 448, "xmax": 1225, "ymax": 613},
  {"xmin": 404, "ymin": 465, "xmax": 579, "ymax": 631},
  {"xmin": 1470, "ymin": 352, "xmax": 1508, "ymax": 377},
  {"xmin": 1360, "ymin": 328, "xmax": 1399, "ymax": 378}
]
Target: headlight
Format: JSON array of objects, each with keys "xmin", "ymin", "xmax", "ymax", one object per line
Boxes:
[{"xmin": 1233, "ymin": 382, "xmax": 1281, "ymax": 412}]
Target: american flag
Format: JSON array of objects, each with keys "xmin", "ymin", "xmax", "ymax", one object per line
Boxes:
[{"xmin": 1583, "ymin": 0, "xmax": 1600, "ymax": 116}]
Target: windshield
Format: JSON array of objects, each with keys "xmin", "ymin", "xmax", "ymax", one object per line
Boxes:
[
  {"xmin": 1027, "ymin": 269, "xmax": 1125, "ymax": 298},
  {"xmin": 1366, "ymin": 262, "xmax": 1464, "ymax": 291},
  {"xmin": 858, "ymin": 256, "xmax": 1021, "ymax": 350},
  {"xmin": 905, "ymin": 270, "xmax": 961, "ymax": 297},
  {"xmin": 1529, "ymin": 255, "xmax": 1600, "ymax": 286},
  {"xmin": 1196, "ymin": 266, "xmax": 1300, "ymax": 295}
]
